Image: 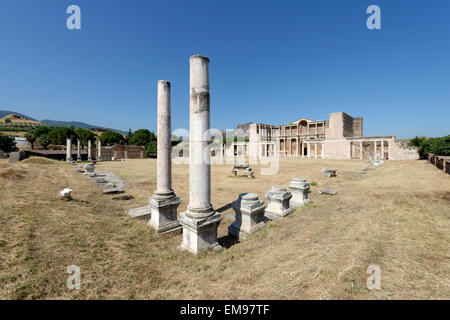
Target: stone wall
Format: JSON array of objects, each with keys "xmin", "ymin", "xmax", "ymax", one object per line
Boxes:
[
  {"xmin": 323, "ymin": 138, "xmax": 351, "ymax": 159},
  {"xmin": 388, "ymin": 138, "xmax": 419, "ymax": 160}
]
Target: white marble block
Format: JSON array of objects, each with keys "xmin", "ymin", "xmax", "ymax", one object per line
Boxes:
[
  {"xmin": 148, "ymin": 191, "xmax": 181, "ymax": 234},
  {"xmin": 264, "ymin": 186, "xmax": 293, "ymax": 220},
  {"xmin": 288, "ymin": 178, "xmax": 311, "ymax": 208},
  {"xmin": 228, "ymin": 193, "xmax": 266, "ymax": 239}
]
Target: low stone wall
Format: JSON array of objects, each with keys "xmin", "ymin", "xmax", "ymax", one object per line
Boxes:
[{"xmin": 427, "ymin": 154, "xmax": 450, "ymax": 174}]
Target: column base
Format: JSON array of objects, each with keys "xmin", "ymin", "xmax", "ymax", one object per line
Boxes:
[
  {"xmin": 88, "ymin": 157, "xmax": 92, "ymax": 162},
  {"xmin": 66, "ymin": 157, "xmax": 73, "ymax": 162},
  {"xmin": 264, "ymin": 209, "xmax": 293, "ymax": 221},
  {"xmin": 148, "ymin": 191, "xmax": 182, "ymax": 234},
  {"xmin": 179, "ymin": 210, "xmax": 222, "ymax": 255}
]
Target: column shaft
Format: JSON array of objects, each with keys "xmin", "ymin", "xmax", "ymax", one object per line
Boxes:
[{"xmin": 156, "ymin": 80, "xmax": 172, "ymax": 194}]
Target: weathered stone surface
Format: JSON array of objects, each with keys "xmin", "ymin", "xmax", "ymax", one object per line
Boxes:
[
  {"xmin": 264, "ymin": 186, "xmax": 293, "ymax": 220},
  {"xmin": 322, "ymin": 168, "xmax": 337, "ymax": 177},
  {"xmin": 228, "ymin": 193, "xmax": 266, "ymax": 239},
  {"xmin": 103, "ymin": 187, "xmax": 124, "ymax": 194},
  {"xmin": 84, "ymin": 163, "xmax": 95, "ymax": 175},
  {"xmin": 9, "ymin": 151, "xmax": 27, "ymax": 163},
  {"xmin": 112, "ymin": 195, "xmax": 134, "ymax": 201},
  {"xmin": 288, "ymin": 178, "xmax": 312, "ymax": 208},
  {"xmin": 147, "ymin": 80, "xmax": 182, "ymax": 235},
  {"xmin": 148, "ymin": 192, "xmax": 182, "ymax": 234},
  {"xmin": 179, "ymin": 55, "xmax": 222, "ymax": 254},
  {"xmin": 318, "ymin": 187, "xmax": 337, "ymax": 195},
  {"xmin": 127, "ymin": 206, "xmax": 151, "ymax": 220}
]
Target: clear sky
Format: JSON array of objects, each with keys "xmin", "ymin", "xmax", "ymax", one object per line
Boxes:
[{"xmin": 0, "ymin": 0, "xmax": 449, "ymax": 138}]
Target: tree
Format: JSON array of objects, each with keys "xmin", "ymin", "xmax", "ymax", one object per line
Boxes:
[
  {"xmin": 99, "ymin": 130, "xmax": 124, "ymax": 146},
  {"xmin": 410, "ymin": 135, "xmax": 450, "ymax": 159},
  {"xmin": 125, "ymin": 128, "xmax": 133, "ymax": 145},
  {"xmin": 0, "ymin": 133, "xmax": 17, "ymax": 153},
  {"xmin": 48, "ymin": 127, "xmax": 76, "ymax": 145},
  {"xmin": 33, "ymin": 126, "xmax": 51, "ymax": 137},
  {"xmin": 74, "ymin": 128, "xmax": 96, "ymax": 147},
  {"xmin": 24, "ymin": 132, "xmax": 36, "ymax": 149},
  {"xmin": 145, "ymin": 140, "xmax": 157, "ymax": 156},
  {"xmin": 36, "ymin": 134, "xmax": 51, "ymax": 150},
  {"xmin": 129, "ymin": 129, "xmax": 155, "ymax": 146}
]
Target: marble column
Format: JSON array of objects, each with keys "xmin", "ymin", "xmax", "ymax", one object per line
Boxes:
[
  {"xmin": 301, "ymin": 142, "xmax": 304, "ymax": 157},
  {"xmin": 88, "ymin": 140, "xmax": 92, "ymax": 161},
  {"xmin": 374, "ymin": 141, "xmax": 377, "ymax": 159},
  {"xmin": 360, "ymin": 142, "xmax": 363, "ymax": 160},
  {"xmin": 307, "ymin": 143, "xmax": 311, "ymax": 159},
  {"xmin": 179, "ymin": 55, "xmax": 222, "ymax": 254},
  {"xmin": 381, "ymin": 140, "xmax": 385, "ymax": 160},
  {"xmin": 321, "ymin": 143, "xmax": 324, "ymax": 159},
  {"xmin": 149, "ymin": 80, "xmax": 181, "ymax": 234},
  {"xmin": 97, "ymin": 139, "xmax": 102, "ymax": 161},
  {"xmin": 314, "ymin": 143, "xmax": 318, "ymax": 159},
  {"xmin": 66, "ymin": 138, "xmax": 72, "ymax": 162},
  {"xmin": 77, "ymin": 139, "xmax": 81, "ymax": 161}
]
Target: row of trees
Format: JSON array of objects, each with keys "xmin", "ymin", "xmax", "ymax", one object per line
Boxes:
[
  {"xmin": 23, "ymin": 126, "xmax": 162, "ymax": 155},
  {"xmin": 409, "ymin": 135, "xmax": 450, "ymax": 159},
  {"xmin": 24, "ymin": 127, "xmax": 97, "ymax": 150}
]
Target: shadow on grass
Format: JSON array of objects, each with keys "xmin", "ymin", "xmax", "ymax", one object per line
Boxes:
[{"xmin": 218, "ymin": 234, "xmax": 239, "ymax": 249}]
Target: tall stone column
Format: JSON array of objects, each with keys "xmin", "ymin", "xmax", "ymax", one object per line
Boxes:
[
  {"xmin": 179, "ymin": 55, "xmax": 222, "ymax": 254},
  {"xmin": 314, "ymin": 143, "xmax": 318, "ymax": 159},
  {"xmin": 307, "ymin": 143, "xmax": 311, "ymax": 158},
  {"xmin": 374, "ymin": 141, "xmax": 377, "ymax": 159},
  {"xmin": 77, "ymin": 139, "xmax": 81, "ymax": 161},
  {"xmin": 301, "ymin": 142, "xmax": 304, "ymax": 157},
  {"xmin": 66, "ymin": 138, "xmax": 72, "ymax": 162},
  {"xmin": 149, "ymin": 80, "xmax": 181, "ymax": 234},
  {"xmin": 88, "ymin": 140, "xmax": 92, "ymax": 161},
  {"xmin": 360, "ymin": 142, "xmax": 363, "ymax": 160},
  {"xmin": 381, "ymin": 140, "xmax": 385, "ymax": 160},
  {"xmin": 97, "ymin": 139, "xmax": 102, "ymax": 161}
]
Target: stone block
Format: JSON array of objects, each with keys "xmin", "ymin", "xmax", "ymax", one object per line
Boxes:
[
  {"xmin": 322, "ymin": 168, "xmax": 337, "ymax": 177},
  {"xmin": 264, "ymin": 186, "xmax": 293, "ymax": 220},
  {"xmin": 148, "ymin": 191, "xmax": 182, "ymax": 234},
  {"xmin": 288, "ymin": 178, "xmax": 311, "ymax": 208},
  {"xmin": 228, "ymin": 193, "xmax": 266, "ymax": 239},
  {"xmin": 179, "ymin": 211, "xmax": 222, "ymax": 254}
]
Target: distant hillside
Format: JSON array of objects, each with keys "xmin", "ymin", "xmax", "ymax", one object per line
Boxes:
[
  {"xmin": 0, "ymin": 114, "xmax": 44, "ymax": 128},
  {"xmin": 42, "ymin": 119, "xmax": 126, "ymax": 134},
  {"xmin": 0, "ymin": 110, "xmax": 38, "ymax": 121},
  {"xmin": 0, "ymin": 110, "xmax": 126, "ymax": 134}
]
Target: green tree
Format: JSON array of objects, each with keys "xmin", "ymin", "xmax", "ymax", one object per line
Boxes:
[
  {"xmin": 411, "ymin": 135, "xmax": 450, "ymax": 159},
  {"xmin": 129, "ymin": 129, "xmax": 155, "ymax": 146},
  {"xmin": 48, "ymin": 127, "xmax": 76, "ymax": 145},
  {"xmin": 145, "ymin": 140, "xmax": 157, "ymax": 156},
  {"xmin": 36, "ymin": 134, "xmax": 51, "ymax": 150},
  {"xmin": 0, "ymin": 133, "xmax": 17, "ymax": 153},
  {"xmin": 33, "ymin": 126, "xmax": 52, "ymax": 137},
  {"xmin": 24, "ymin": 132, "xmax": 36, "ymax": 149},
  {"xmin": 74, "ymin": 128, "xmax": 96, "ymax": 147},
  {"xmin": 99, "ymin": 130, "xmax": 124, "ymax": 146}
]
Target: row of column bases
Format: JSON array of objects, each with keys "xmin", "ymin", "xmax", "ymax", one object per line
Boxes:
[{"xmin": 66, "ymin": 139, "xmax": 102, "ymax": 162}]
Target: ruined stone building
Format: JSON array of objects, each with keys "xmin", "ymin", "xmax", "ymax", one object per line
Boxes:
[{"xmin": 226, "ymin": 112, "xmax": 418, "ymax": 160}]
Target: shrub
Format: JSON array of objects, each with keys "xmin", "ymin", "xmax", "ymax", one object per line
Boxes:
[{"xmin": 0, "ymin": 133, "xmax": 17, "ymax": 152}]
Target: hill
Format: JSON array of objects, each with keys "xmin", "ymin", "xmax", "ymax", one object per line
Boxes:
[
  {"xmin": 0, "ymin": 110, "xmax": 126, "ymax": 134},
  {"xmin": 41, "ymin": 119, "xmax": 127, "ymax": 134},
  {"xmin": 0, "ymin": 114, "xmax": 44, "ymax": 128}
]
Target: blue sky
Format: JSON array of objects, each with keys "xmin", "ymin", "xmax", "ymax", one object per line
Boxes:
[{"xmin": 0, "ymin": 0, "xmax": 449, "ymax": 138}]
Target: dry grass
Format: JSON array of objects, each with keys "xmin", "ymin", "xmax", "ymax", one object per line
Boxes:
[{"xmin": 0, "ymin": 156, "xmax": 449, "ymax": 300}]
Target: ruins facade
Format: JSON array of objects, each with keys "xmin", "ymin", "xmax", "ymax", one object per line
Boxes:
[{"xmin": 225, "ymin": 112, "xmax": 418, "ymax": 160}]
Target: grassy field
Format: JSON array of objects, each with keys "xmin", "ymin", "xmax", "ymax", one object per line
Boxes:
[{"xmin": 0, "ymin": 157, "xmax": 449, "ymax": 299}]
